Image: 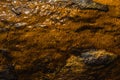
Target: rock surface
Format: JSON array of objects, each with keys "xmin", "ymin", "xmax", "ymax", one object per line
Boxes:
[
  {"xmin": 0, "ymin": 0, "xmax": 120, "ymax": 80},
  {"xmin": 0, "ymin": 49, "xmax": 17, "ymax": 80},
  {"xmin": 41, "ymin": 0, "xmax": 109, "ymax": 11}
]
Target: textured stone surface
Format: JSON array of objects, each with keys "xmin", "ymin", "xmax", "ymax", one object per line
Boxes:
[
  {"xmin": 80, "ymin": 50, "xmax": 117, "ymax": 66},
  {"xmin": 0, "ymin": 49, "xmax": 17, "ymax": 80},
  {"xmin": 42, "ymin": 0, "xmax": 109, "ymax": 11},
  {"xmin": 53, "ymin": 50, "xmax": 118, "ymax": 80},
  {"xmin": 0, "ymin": 0, "xmax": 120, "ymax": 80}
]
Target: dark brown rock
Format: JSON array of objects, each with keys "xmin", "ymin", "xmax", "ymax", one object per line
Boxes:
[{"xmin": 0, "ymin": 49, "xmax": 17, "ymax": 80}]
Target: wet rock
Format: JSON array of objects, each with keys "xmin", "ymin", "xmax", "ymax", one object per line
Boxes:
[
  {"xmin": 80, "ymin": 50, "xmax": 117, "ymax": 66},
  {"xmin": 54, "ymin": 50, "xmax": 117, "ymax": 80},
  {"xmin": 43, "ymin": 0, "xmax": 109, "ymax": 11},
  {"xmin": 10, "ymin": 1, "xmax": 34, "ymax": 16},
  {"xmin": 10, "ymin": 51, "xmax": 68, "ymax": 80},
  {"xmin": 0, "ymin": 0, "xmax": 119, "ymax": 80}
]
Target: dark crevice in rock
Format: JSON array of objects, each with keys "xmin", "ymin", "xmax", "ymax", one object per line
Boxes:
[{"xmin": 75, "ymin": 25, "xmax": 104, "ymax": 33}]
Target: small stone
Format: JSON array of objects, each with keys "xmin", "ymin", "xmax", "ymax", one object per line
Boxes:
[
  {"xmin": 34, "ymin": 23, "xmax": 48, "ymax": 28},
  {"xmin": 14, "ymin": 22, "xmax": 27, "ymax": 28},
  {"xmin": 11, "ymin": 7, "xmax": 22, "ymax": 15},
  {"xmin": 40, "ymin": 24, "xmax": 48, "ymax": 28},
  {"xmin": 27, "ymin": 26, "xmax": 33, "ymax": 28},
  {"xmin": 24, "ymin": 10, "xmax": 30, "ymax": 15}
]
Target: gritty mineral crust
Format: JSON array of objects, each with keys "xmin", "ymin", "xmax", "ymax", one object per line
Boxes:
[{"xmin": 0, "ymin": 0, "xmax": 120, "ymax": 80}]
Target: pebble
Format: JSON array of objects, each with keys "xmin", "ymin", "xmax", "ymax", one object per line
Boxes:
[{"xmin": 14, "ymin": 22, "xmax": 27, "ymax": 28}]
